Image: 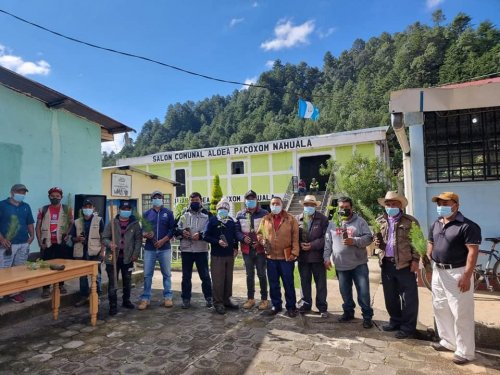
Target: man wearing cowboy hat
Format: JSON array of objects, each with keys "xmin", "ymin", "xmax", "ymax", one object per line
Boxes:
[
  {"xmin": 296, "ymin": 195, "xmax": 329, "ymax": 317},
  {"xmin": 428, "ymin": 192, "xmax": 481, "ymax": 365},
  {"xmin": 374, "ymin": 191, "xmax": 420, "ymax": 339}
]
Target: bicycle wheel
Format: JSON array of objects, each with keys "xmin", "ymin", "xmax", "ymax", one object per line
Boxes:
[
  {"xmin": 493, "ymin": 260, "xmax": 500, "ymax": 290},
  {"xmin": 421, "ymin": 266, "xmax": 432, "ymax": 291},
  {"xmin": 473, "ymin": 267, "xmax": 483, "ymax": 291}
]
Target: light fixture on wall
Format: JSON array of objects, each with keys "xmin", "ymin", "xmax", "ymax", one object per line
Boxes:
[{"xmin": 472, "ymin": 116, "xmax": 479, "ymax": 124}]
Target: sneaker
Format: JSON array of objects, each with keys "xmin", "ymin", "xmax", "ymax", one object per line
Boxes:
[
  {"xmin": 122, "ymin": 300, "xmax": 135, "ymax": 309},
  {"xmin": 337, "ymin": 313, "xmax": 354, "ymax": 322},
  {"xmin": 262, "ymin": 307, "xmax": 282, "ymax": 316},
  {"xmin": 181, "ymin": 299, "xmax": 191, "ymax": 309},
  {"xmin": 41, "ymin": 288, "xmax": 50, "ymax": 299},
  {"xmin": 431, "ymin": 342, "xmax": 452, "ymax": 352},
  {"xmin": 59, "ymin": 285, "xmax": 67, "ymax": 294},
  {"xmin": 205, "ymin": 298, "xmax": 213, "ymax": 308},
  {"xmin": 243, "ymin": 299, "xmax": 255, "ymax": 309},
  {"xmin": 137, "ymin": 300, "xmax": 149, "ymax": 310},
  {"xmin": 285, "ymin": 309, "xmax": 298, "ymax": 318},
  {"xmin": 11, "ymin": 294, "xmax": 25, "ymax": 303},
  {"xmin": 258, "ymin": 300, "xmax": 270, "ymax": 310},
  {"xmin": 164, "ymin": 299, "xmax": 173, "ymax": 308},
  {"xmin": 215, "ymin": 305, "xmax": 226, "ymax": 315},
  {"xmin": 74, "ymin": 298, "xmax": 89, "ymax": 307},
  {"xmin": 224, "ymin": 301, "xmax": 239, "ymax": 310},
  {"xmin": 382, "ymin": 323, "xmax": 400, "ymax": 332},
  {"xmin": 362, "ymin": 319, "xmax": 374, "ymax": 329},
  {"xmin": 320, "ymin": 311, "xmax": 329, "ymax": 318},
  {"xmin": 452, "ymin": 354, "xmax": 470, "ymax": 365}
]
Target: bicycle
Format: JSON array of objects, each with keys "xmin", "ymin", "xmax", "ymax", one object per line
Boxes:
[{"xmin": 420, "ymin": 237, "xmax": 500, "ymax": 292}]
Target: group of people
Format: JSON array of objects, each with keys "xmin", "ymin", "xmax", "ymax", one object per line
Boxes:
[
  {"xmin": 0, "ymin": 184, "xmax": 480, "ymax": 365},
  {"xmin": 297, "ymin": 178, "xmax": 320, "ymax": 195}
]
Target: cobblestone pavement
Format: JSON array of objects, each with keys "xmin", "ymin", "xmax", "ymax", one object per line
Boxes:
[{"xmin": 0, "ymin": 286, "xmax": 499, "ymax": 375}]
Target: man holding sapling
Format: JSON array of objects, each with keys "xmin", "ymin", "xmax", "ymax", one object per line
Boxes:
[
  {"xmin": 374, "ymin": 191, "xmax": 420, "ymax": 339},
  {"xmin": 296, "ymin": 195, "xmax": 329, "ymax": 317},
  {"xmin": 0, "ymin": 184, "xmax": 35, "ymax": 303},
  {"xmin": 138, "ymin": 190, "xmax": 175, "ymax": 310}
]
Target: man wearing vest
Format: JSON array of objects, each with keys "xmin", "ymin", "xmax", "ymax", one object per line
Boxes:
[
  {"xmin": 36, "ymin": 187, "xmax": 73, "ymax": 298},
  {"xmin": 0, "ymin": 184, "xmax": 35, "ymax": 303},
  {"xmin": 71, "ymin": 199, "xmax": 104, "ymax": 307},
  {"xmin": 235, "ymin": 190, "xmax": 269, "ymax": 310},
  {"xmin": 138, "ymin": 190, "xmax": 176, "ymax": 310},
  {"xmin": 102, "ymin": 200, "xmax": 142, "ymax": 316}
]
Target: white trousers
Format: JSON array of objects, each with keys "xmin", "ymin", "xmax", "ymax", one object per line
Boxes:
[
  {"xmin": 0, "ymin": 243, "xmax": 30, "ymax": 268},
  {"xmin": 432, "ymin": 265, "xmax": 475, "ymax": 360}
]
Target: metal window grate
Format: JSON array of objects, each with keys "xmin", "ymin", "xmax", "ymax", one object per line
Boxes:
[{"xmin": 424, "ymin": 108, "xmax": 500, "ymax": 183}]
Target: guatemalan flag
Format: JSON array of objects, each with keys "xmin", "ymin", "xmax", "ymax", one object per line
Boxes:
[{"xmin": 297, "ymin": 98, "xmax": 320, "ymax": 121}]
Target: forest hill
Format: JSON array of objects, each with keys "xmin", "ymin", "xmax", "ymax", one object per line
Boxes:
[{"xmin": 151, "ymin": 138, "xmax": 313, "ymax": 162}]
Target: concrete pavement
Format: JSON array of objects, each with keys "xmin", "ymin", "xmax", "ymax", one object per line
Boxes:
[{"xmin": 0, "ymin": 257, "xmax": 499, "ymax": 374}]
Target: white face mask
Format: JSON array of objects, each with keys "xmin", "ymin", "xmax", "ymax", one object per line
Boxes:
[{"xmin": 271, "ymin": 205, "xmax": 282, "ymax": 215}]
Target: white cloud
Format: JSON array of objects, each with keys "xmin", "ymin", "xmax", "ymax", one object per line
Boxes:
[
  {"xmin": 261, "ymin": 19, "xmax": 315, "ymax": 51},
  {"xmin": 229, "ymin": 18, "xmax": 244, "ymax": 27},
  {"xmin": 265, "ymin": 60, "xmax": 275, "ymax": 68},
  {"xmin": 426, "ymin": 0, "xmax": 444, "ymax": 9},
  {"xmin": 252, "ymin": 2, "xmax": 259, "ymax": 7},
  {"xmin": 0, "ymin": 44, "xmax": 50, "ymax": 76},
  {"xmin": 317, "ymin": 27, "xmax": 336, "ymax": 39},
  {"xmin": 101, "ymin": 134, "xmax": 126, "ymax": 154},
  {"xmin": 241, "ymin": 76, "xmax": 257, "ymax": 90}
]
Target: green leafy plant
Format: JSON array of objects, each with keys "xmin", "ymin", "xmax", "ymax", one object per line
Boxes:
[
  {"xmin": 5, "ymin": 215, "xmax": 20, "ymax": 242},
  {"xmin": 134, "ymin": 209, "xmax": 153, "ymax": 233},
  {"xmin": 409, "ymin": 222, "xmax": 427, "ymax": 257},
  {"xmin": 327, "ymin": 205, "xmax": 342, "ymax": 228},
  {"xmin": 26, "ymin": 258, "xmax": 49, "ymax": 270},
  {"xmin": 174, "ymin": 197, "xmax": 189, "ymax": 220},
  {"xmin": 209, "ymin": 174, "xmax": 223, "ymax": 214},
  {"xmin": 356, "ymin": 200, "xmax": 381, "ymax": 234},
  {"xmin": 59, "ymin": 193, "xmax": 72, "ymax": 234}
]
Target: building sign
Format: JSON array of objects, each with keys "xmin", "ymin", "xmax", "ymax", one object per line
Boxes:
[
  {"xmin": 174, "ymin": 194, "xmax": 280, "ymax": 205},
  {"xmin": 111, "ymin": 173, "xmax": 132, "ymax": 197}
]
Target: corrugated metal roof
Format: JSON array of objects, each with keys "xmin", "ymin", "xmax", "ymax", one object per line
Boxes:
[{"xmin": 0, "ymin": 65, "xmax": 134, "ymax": 135}]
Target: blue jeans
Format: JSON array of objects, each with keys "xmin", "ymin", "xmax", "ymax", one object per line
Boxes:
[
  {"xmin": 336, "ymin": 263, "xmax": 373, "ymax": 319},
  {"xmin": 181, "ymin": 252, "xmax": 212, "ymax": 301},
  {"xmin": 0, "ymin": 243, "xmax": 29, "ymax": 268},
  {"xmin": 79, "ymin": 262, "xmax": 102, "ymax": 297},
  {"xmin": 267, "ymin": 259, "xmax": 296, "ymax": 311},
  {"xmin": 140, "ymin": 249, "xmax": 173, "ymax": 301}
]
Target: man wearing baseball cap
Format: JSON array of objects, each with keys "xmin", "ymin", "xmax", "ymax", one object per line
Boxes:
[
  {"xmin": 428, "ymin": 192, "xmax": 481, "ymax": 365},
  {"xmin": 0, "ymin": 184, "xmax": 35, "ymax": 303}
]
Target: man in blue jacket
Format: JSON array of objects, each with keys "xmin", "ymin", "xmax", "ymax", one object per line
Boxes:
[{"xmin": 138, "ymin": 190, "xmax": 175, "ymax": 310}]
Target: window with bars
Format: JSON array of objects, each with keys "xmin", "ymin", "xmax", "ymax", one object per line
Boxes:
[
  {"xmin": 231, "ymin": 161, "xmax": 244, "ymax": 175},
  {"xmin": 424, "ymin": 108, "xmax": 500, "ymax": 183},
  {"xmin": 141, "ymin": 194, "xmax": 172, "ymax": 212}
]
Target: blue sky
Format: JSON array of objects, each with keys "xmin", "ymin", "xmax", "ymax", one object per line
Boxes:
[{"xmin": 0, "ymin": 0, "xmax": 498, "ymax": 152}]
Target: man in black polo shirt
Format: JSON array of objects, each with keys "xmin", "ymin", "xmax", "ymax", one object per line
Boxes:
[{"xmin": 427, "ymin": 192, "xmax": 481, "ymax": 365}]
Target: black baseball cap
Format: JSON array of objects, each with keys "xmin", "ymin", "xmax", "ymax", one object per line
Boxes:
[
  {"xmin": 244, "ymin": 190, "xmax": 257, "ymax": 199},
  {"xmin": 119, "ymin": 201, "xmax": 132, "ymax": 209}
]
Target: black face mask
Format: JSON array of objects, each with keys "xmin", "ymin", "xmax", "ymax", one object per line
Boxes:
[
  {"xmin": 338, "ymin": 208, "xmax": 351, "ymax": 218},
  {"xmin": 190, "ymin": 202, "xmax": 201, "ymax": 211},
  {"xmin": 50, "ymin": 198, "xmax": 61, "ymax": 205}
]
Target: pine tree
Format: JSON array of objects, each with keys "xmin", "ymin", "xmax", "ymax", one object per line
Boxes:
[{"xmin": 210, "ymin": 175, "xmax": 223, "ymax": 214}]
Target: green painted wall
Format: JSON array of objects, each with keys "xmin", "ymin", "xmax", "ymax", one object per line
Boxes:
[
  {"xmin": 229, "ymin": 176, "xmax": 248, "ymax": 193},
  {"xmin": 252, "ymin": 176, "xmax": 271, "ymax": 193},
  {"xmin": 356, "ymin": 143, "xmax": 375, "ymax": 158},
  {"xmin": 272, "ymin": 152, "xmax": 293, "ymax": 170},
  {"xmin": 298, "ymin": 147, "xmax": 332, "ymax": 155},
  {"xmin": 273, "ymin": 174, "xmax": 292, "ymax": 193},
  {"xmin": 148, "ymin": 164, "xmax": 169, "ymax": 178},
  {"xmin": 251, "ymin": 154, "xmax": 270, "ymax": 173},
  {"xmin": 211, "ymin": 159, "xmax": 227, "ymax": 175},
  {"xmin": 334, "ymin": 146, "xmax": 354, "ymax": 163},
  {"xmin": 191, "ymin": 160, "xmax": 207, "ymax": 177},
  {"xmin": 0, "ymin": 83, "xmax": 102, "ymax": 243}
]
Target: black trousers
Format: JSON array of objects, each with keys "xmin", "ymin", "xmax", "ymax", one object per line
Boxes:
[
  {"xmin": 106, "ymin": 258, "xmax": 133, "ymax": 307},
  {"xmin": 42, "ymin": 243, "xmax": 70, "ymax": 288},
  {"xmin": 298, "ymin": 261, "xmax": 328, "ymax": 313},
  {"xmin": 381, "ymin": 260, "xmax": 419, "ymax": 334}
]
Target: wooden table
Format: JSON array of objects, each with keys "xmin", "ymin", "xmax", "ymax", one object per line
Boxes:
[{"xmin": 0, "ymin": 259, "xmax": 99, "ymax": 326}]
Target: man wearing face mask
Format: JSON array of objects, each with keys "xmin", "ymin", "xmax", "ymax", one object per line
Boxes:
[
  {"xmin": 138, "ymin": 190, "xmax": 175, "ymax": 310},
  {"xmin": 324, "ymin": 196, "xmax": 374, "ymax": 328},
  {"xmin": 175, "ymin": 192, "xmax": 213, "ymax": 309},
  {"xmin": 296, "ymin": 195, "xmax": 329, "ymax": 317},
  {"xmin": 257, "ymin": 196, "xmax": 300, "ymax": 317},
  {"xmin": 374, "ymin": 191, "xmax": 420, "ymax": 339},
  {"xmin": 102, "ymin": 201, "xmax": 142, "ymax": 316},
  {"xmin": 204, "ymin": 199, "xmax": 239, "ymax": 314},
  {"xmin": 428, "ymin": 192, "xmax": 481, "ymax": 365},
  {"xmin": 70, "ymin": 199, "xmax": 104, "ymax": 307},
  {"xmin": 36, "ymin": 187, "xmax": 73, "ymax": 298},
  {"xmin": 0, "ymin": 184, "xmax": 35, "ymax": 303},
  {"xmin": 235, "ymin": 190, "xmax": 269, "ymax": 310}
]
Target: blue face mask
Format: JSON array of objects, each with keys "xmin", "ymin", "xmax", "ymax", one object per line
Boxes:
[
  {"xmin": 385, "ymin": 207, "xmax": 400, "ymax": 217},
  {"xmin": 119, "ymin": 210, "xmax": 132, "ymax": 219},
  {"xmin": 190, "ymin": 202, "xmax": 201, "ymax": 211},
  {"xmin": 152, "ymin": 198, "xmax": 163, "ymax": 207},
  {"xmin": 13, "ymin": 193, "xmax": 25, "ymax": 202},
  {"xmin": 82, "ymin": 208, "xmax": 94, "ymax": 216},
  {"xmin": 245, "ymin": 199, "xmax": 257, "ymax": 209},
  {"xmin": 271, "ymin": 205, "xmax": 282, "ymax": 215},
  {"xmin": 303, "ymin": 206, "xmax": 316, "ymax": 216},
  {"xmin": 437, "ymin": 205, "xmax": 453, "ymax": 218},
  {"xmin": 217, "ymin": 209, "xmax": 229, "ymax": 219}
]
